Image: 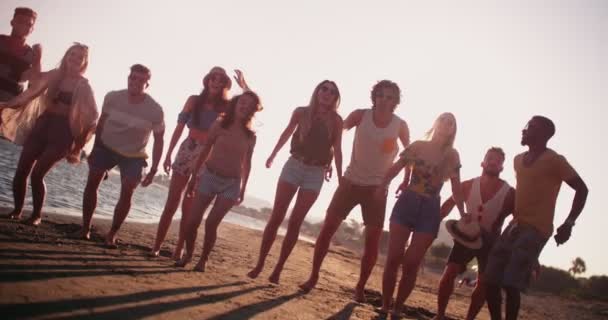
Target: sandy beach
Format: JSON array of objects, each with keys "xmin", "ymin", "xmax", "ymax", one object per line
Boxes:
[{"xmin": 1, "ymin": 210, "xmax": 606, "ymax": 320}]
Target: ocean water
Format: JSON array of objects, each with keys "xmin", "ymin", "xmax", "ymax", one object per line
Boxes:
[{"xmin": 0, "ymin": 139, "xmax": 274, "ymax": 234}]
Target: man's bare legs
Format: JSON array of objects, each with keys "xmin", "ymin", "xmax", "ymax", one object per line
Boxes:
[
  {"xmin": 465, "ymin": 277, "xmax": 487, "ymax": 320},
  {"xmin": 150, "ymin": 172, "xmax": 189, "ymax": 257},
  {"xmin": 354, "ymin": 225, "xmax": 382, "ymax": 302},
  {"xmin": 299, "ymin": 214, "xmax": 343, "ymax": 291},
  {"xmin": 433, "ymin": 263, "xmax": 462, "ymax": 320},
  {"xmin": 194, "ymin": 196, "xmax": 236, "ymax": 272},
  {"xmin": 248, "ymin": 180, "xmax": 298, "ymax": 278},
  {"xmin": 392, "ymin": 231, "xmax": 434, "ymax": 315},
  {"xmin": 104, "ymin": 178, "xmax": 138, "ymax": 246},
  {"xmin": 381, "ymin": 223, "xmax": 411, "ymax": 312},
  {"xmin": 268, "ymin": 188, "xmax": 319, "ymax": 284},
  {"xmin": 176, "ymin": 192, "xmax": 214, "ymax": 267},
  {"xmin": 81, "ymin": 167, "xmax": 106, "ymax": 239}
]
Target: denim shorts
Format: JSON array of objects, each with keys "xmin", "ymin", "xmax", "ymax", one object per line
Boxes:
[
  {"xmin": 390, "ymin": 190, "xmax": 441, "ymax": 237},
  {"xmin": 88, "ymin": 141, "xmax": 147, "ymax": 182},
  {"xmin": 197, "ymin": 167, "xmax": 241, "ymax": 201},
  {"xmin": 279, "ymin": 156, "xmax": 325, "ymax": 192},
  {"xmin": 484, "ymin": 223, "xmax": 548, "ymax": 290}
]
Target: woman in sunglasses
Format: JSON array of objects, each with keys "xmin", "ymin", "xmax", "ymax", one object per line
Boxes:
[
  {"xmin": 149, "ymin": 66, "xmax": 248, "ymax": 259},
  {"xmin": 0, "ymin": 43, "xmax": 98, "ymax": 225},
  {"xmin": 248, "ymin": 80, "xmax": 343, "ymax": 284}
]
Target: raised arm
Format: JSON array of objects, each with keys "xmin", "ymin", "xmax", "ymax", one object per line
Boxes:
[
  {"xmin": 20, "ymin": 44, "xmax": 42, "ymax": 83},
  {"xmin": 233, "ymin": 69, "xmax": 251, "ymax": 92},
  {"xmin": 266, "ymin": 107, "xmax": 302, "ymax": 168},
  {"xmin": 163, "ymin": 96, "xmax": 197, "ymax": 174}
]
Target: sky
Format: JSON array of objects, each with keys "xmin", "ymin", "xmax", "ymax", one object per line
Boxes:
[{"xmin": 1, "ymin": 0, "xmax": 605, "ymax": 276}]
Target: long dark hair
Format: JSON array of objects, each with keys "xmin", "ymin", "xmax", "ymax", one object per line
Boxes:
[
  {"xmin": 220, "ymin": 91, "xmax": 262, "ymax": 138},
  {"xmin": 192, "ymin": 84, "xmax": 230, "ymax": 128}
]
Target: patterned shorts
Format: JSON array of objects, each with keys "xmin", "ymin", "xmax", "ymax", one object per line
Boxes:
[{"xmin": 172, "ymin": 137, "xmax": 206, "ymax": 177}]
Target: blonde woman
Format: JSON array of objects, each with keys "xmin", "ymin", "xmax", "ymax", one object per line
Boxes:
[
  {"xmin": 0, "ymin": 43, "xmax": 98, "ymax": 225},
  {"xmin": 379, "ymin": 112, "xmax": 467, "ymax": 316}
]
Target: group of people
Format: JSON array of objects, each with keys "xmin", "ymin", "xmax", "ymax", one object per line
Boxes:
[{"xmin": 0, "ymin": 7, "xmax": 589, "ymax": 320}]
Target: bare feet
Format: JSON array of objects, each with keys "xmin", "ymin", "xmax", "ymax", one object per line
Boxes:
[
  {"xmin": 247, "ymin": 265, "xmax": 263, "ymax": 279},
  {"xmin": 268, "ymin": 271, "xmax": 281, "ymax": 284},
  {"xmin": 104, "ymin": 233, "xmax": 118, "ymax": 248},
  {"xmin": 175, "ymin": 255, "xmax": 191, "ymax": 268},
  {"xmin": 23, "ymin": 215, "xmax": 42, "ymax": 226},
  {"xmin": 172, "ymin": 248, "xmax": 183, "ymax": 261},
  {"xmin": 354, "ymin": 285, "xmax": 366, "ymax": 303},
  {"xmin": 7, "ymin": 210, "xmax": 22, "ymax": 220},
  {"xmin": 193, "ymin": 260, "xmax": 206, "ymax": 272},
  {"xmin": 299, "ymin": 275, "xmax": 318, "ymax": 293}
]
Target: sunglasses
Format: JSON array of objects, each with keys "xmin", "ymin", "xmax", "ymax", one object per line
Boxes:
[{"xmin": 319, "ymin": 85, "xmax": 338, "ymax": 96}]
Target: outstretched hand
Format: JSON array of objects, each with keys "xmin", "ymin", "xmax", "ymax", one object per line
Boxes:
[{"xmin": 554, "ymin": 223, "xmax": 573, "ymax": 246}]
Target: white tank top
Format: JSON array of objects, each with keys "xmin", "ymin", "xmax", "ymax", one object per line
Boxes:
[
  {"xmin": 344, "ymin": 109, "xmax": 403, "ymax": 186},
  {"xmin": 466, "ymin": 177, "xmax": 511, "ymax": 232}
]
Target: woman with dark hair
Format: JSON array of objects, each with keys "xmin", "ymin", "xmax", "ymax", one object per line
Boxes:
[
  {"xmin": 149, "ymin": 67, "xmax": 248, "ymax": 259},
  {"xmin": 0, "ymin": 43, "xmax": 98, "ymax": 226},
  {"xmin": 247, "ymin": 80, "xmax": 343, "ymax": 284},
  {"xmin": 176, "ymin": 91, "xmax": 262, "ymax": 272}
]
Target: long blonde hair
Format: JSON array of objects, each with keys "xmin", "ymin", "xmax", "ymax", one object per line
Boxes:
[
  {"xmin": 425, "ymin": 112, "xmax": 458, "ymax": 180},
  {"xmin": 299, "ymin": 80, "xmax": 341, "ymax": 141},
  {"xmin": 46, "ymin": 43, "xmax": 89, "ymax": 105}
]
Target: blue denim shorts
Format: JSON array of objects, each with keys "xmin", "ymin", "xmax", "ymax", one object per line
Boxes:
[
  {"xmin": 88, "ymin": 141, "xmax": 147, "ymax": 182},
  {"xmin": 484, "ymin": 223, "xmax": 548, "ymax": 290},
  {"xmin": 390, "ymin": 190, "xmax": 441, "ymax": 237},
  {"xmin": 197, "ymin": 167, "xmax": 241, "ymax": 201},
  {"xmin": 278, "ymin": 156, "xmax": 325, "ymax": 192}
]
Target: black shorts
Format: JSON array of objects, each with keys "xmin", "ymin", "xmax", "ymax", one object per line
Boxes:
[{"xmin": 447, "ymin": 231, "xmax": 496, "ymax": 273}]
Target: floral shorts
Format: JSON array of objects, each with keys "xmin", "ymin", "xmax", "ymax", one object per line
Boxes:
[{"xmin": 172, "ymin": 137, "xmax": 206, "ymax": 177}]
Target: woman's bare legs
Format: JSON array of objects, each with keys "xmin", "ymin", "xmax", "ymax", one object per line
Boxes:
[
  {"xmin": 149, "ymin": 172, "xmax": 189, "ymax": 257},
  {"xmin": 194, "ymin": 196, "xmax": 236, "ymax": 272},
  {"xmin": 381, "ymin": 223, "xmax": 412, "ymax": 312},
  {"xmin": 175, "ymin": 192, "xmax": 214, "ymax": 267},
  {"xmin": 247, "ymin": 180, "xmax": 298, "ymax": 278},
  {"xmin": 268, "ymin": 188, "xmax": 319, "ymax": 284}
]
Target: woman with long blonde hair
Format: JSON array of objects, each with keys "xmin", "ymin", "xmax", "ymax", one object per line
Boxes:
[
  {"xmin": 378, "ymin": 112, "xmax": 467, "ymax": 316},
  {"xmin": 0, "ymin": 43, "xmax": 98, "ymax": 225},
  {"xmin": 247, "ymin": 80, "xmax": 343, "ymax": 284}
]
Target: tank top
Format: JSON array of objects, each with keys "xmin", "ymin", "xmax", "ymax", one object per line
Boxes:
[
  {"xmin": 289, "ymin": 109, "xmax": 334, "ymax": 167},
  {"xmin": 465, "ymin": 177, "xmax": 511, "ymax": 232},
  {"xmin": 344, "ymin": 109, "xmax": 403, "ymax": 186},
  {"xmin": 177, "ymin": 97, "xmax": 222, "ymax": 131}
]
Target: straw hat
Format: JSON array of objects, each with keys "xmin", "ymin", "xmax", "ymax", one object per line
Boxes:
[
  {"xmin": 445, "ymin": 217, "xmax": 483, "ymax": 249},
  {"xmin": 203, "ymin": 66, "xmax": 232, "ymax": 90}
]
